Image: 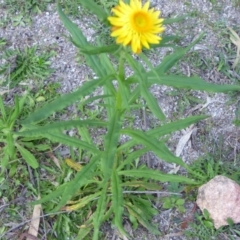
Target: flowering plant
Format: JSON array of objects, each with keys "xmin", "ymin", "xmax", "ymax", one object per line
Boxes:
[{"xmin": 16, "ymin": 0, "xmax": 240, "ymax": 239}]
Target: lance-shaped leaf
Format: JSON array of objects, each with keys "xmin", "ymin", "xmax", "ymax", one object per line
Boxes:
[
  {"xmin": 125, "ymin": 201, "xmax": 160, "ymax": 234},
  {"xmin": 58, "ymin": 5, "xmax": 110, "ymax": 78},
  {"xmin": 33, "ymin": 155, "xmax": 99, "ymax": 211},
  {"xmin": 148, "ymin": 75, "xmax": 240, "ymax": 92},
  {"xmin": 16, "ymin": 120, "xmax": 108, "ymax": 137},
  {"xmin": 119, "ymin": 115, "xmax": 207, "ymax": 153},
  {"xmin": 111, "ymin": 169, "xmax": 127, "ymax": 237},
  {"xmin": 147, "ymin": 115, "xmax": 208, "ymax": 137},
  {"xmin": 79, "ymin": 44, "xmax": 120, "ymax": 55},
  {"xmin": 39, "ymin": 132, "xmax": 101, "ymax": 156},
  {"xmin": 21, "ymin": 74, "xmax": 114, "ymax": 124},
  {"xmin": 93, "ymin": 182, "xmax": 108, "ymax": 240},
  {"xmin": 125, "ymin": 53, "xmax": 165, "ymax": 120},
  {"xmin": 16, "ymin": 144, "xmax": 39, "ymax": 169},
  {"xmin": 119, "ymin": 169, "xmax": 198, "ymax": 185},
  {"xmin": 121, "ymin": 129, "xmax": 187, "ymax": 168},
  {"xmin": 77, "ymin": 0, "xmax": 109, "ymax": 24},
  {"xmin": 102, "ymin": 110, "xmax": 123, "ymax": 177}
]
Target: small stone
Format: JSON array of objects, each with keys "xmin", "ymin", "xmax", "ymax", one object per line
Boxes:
[{"xmin": 196, "ymin": 175, "xmax": 240, "ymax": 229}]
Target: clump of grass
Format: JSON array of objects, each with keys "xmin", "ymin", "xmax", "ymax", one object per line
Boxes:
[{"xmin": 1, "ymin": 45, "xmax": 54, "ymax": 88}]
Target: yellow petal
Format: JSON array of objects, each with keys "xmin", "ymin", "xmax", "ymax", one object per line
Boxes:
[{"xmin": 108, "ymin": 0, "xmax": 165, "ymax": 54}]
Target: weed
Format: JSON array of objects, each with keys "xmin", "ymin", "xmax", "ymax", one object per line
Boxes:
[
  {"xmin": 1, "ymin": 45, "xmax": 54, "ymax": 88},
  {"xmin": 184, "ymin": 210, "xmax": 240, "ymax": 240},
  {"xmin": 162, "ymin": 182, "xmax": 186, "ymax": 213},
  {"xmin": 0, "ymin": 93, "xmax": 51, "ymax": 173},
  {"xmin": 1, "ymin": 0, "xmax": 54, "ymax": 26},
  {"xmin": 187, "ymin": 153, "xmax": 240, "ymax": 188}
]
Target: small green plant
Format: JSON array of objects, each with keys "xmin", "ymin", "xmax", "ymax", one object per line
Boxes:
[
  {"xmin": 162, "ymin": 182, "xmax": 185, "ymax": 213},
  {"xmin": 1, "ymin": 45, "xmax": 54, "ymax": 88},
  {"xmin": 0, "ymin": 82, "xmax": 59, "ymax": 175},
  {"xmin": 2, "ymin": 0, "xmax": 54, "ymax": 26},
  {"xmin": 0, "ymin": 94, "xmax": 52, "ymax": 173},
  {"xmin": 162, "ymin": 197, "xmax": 185, "ymax": 213},
  {"xmin": 184, "ymin": 210, "xmax": 240, "ymax": 240},
  {"xmin": 187, "ymin": 154, "xmax": 240, "ymax": 186}
]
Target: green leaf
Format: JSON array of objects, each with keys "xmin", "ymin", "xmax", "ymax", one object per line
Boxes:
[
  {"xmin": 93, "ymin": 182, "xmax": 108, "ymax": 240},
  {"xmin": 148, "ymin": 75, "xmax": 240, "ymax": 92},
  {"xmin": 126, "ymin": 33, "xmax": 204, "ymax": 86},
  {"xmin": 119, "ymin": 169, "xmax": 197, "ymax": 185},
  {"xmin": 79, "ymin": 44, "xmax": 120, "ymax": 55},
  {"xmin": 147, "ymin": 115, "xmax": 208, "ymax": 137},
  {"xmin": 153, "ymin": 35, "xmax": 203, "ymax": 74},
  {"xmin": 16, "ymin": 120, "xmax": 108, "ymax": 136},
  {"xmin": 125, "ymin": 202, "xmax": 160, "ymax": 235},
  {"xmin": 40, "ymin": 132, "xmax": 101, "ymax": 156},
  {"xmin": 117, "ymin": 147, "xmax": 149, "ymax": 170},
  {"xmin": 15, "ymin": 144, "xmax": 39, "ymax": 168},
  {"xmin": 118, "ymin": 115, "xmax": 207, "ymax": 155},
  {"xmin": 8, "ymin": 95, "xmax": 20, "ymax": 125},
  {"xmin": 58, "ymin": 4, "xmax": 117, "ymax": 121},
  {"xmin": 163, "ymin": 15, "xmax": 187, "ymax": 24},
  {"xmin": 57, "ymin": 4, "xmax": 110, "ymax": 78},
  {"xmin": 140, "ymin": 79, "xmax": 165, "ymax": 120},
  {"xmin": 57, "ymin": 158, "xmax": 99, "ymax": 211},
  {"xmin": 21, "ymin": 75, "xmax": 114, "ymax": 124},
  {"xmin": 121, "ymin": 129, "xmax": 187, "ymax": 167},
  {"xmin": 32, "ymin": 183, "xmax": 67, "ymax": 205},
  {"xmin": 76, "ymin": 217, "xmax": 94, "ymax": 240},
  {"xmin": 77, "ymin": 127, "xmax": 92, "ymax": 144},
  {"xmin": 125, "ymin": 53, "xmax": 165, "ymax": 120},
  {"xmin": 111, "ymin": 169, "xmax": 127, "ymax": 237},
  {"xmin": 203, "ymin": 220, "xmax": 214, "ymax": 228},
  {"xmin": 150, "ymin": 35, "xmax": 180, "ymax": 49},
  {"xmin": 0, "ymin": 95, "xmax": 6, "ymax": 122},
  {"xmin": 35, "ymin": 155, "xmax": 99, "ymax": 211},
  {"xmin": 163, "ymin": 198, "xmax": 172, "ymax": 209},
  {"xmin": 1, "ymin": 148, "xmax": 9, "ymax": 173},
  {"xmin": 77, "ymin": 0, "xmax": 109, "ymax": 24},
  {"xmin": 102, "ymin": 110, "xmax": 123, "ymax": 177},
  {"xmin": 6, "ymin": 133, "xmax": 15, "ymax": 159},
  {"xmin": 176, "ymin": 199, "xmax": 185, "ymax": 205}
]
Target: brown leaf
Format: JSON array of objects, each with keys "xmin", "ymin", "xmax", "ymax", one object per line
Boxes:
[
  {"xmin": 228, "ymin": 27, "xmax": 240, "ymax": 68},
  {"xmin": 47, "ymin": 152, "xmax": 62, "ymax": 170},
  {"xmin": 27, "ymin": 196, "xmax": 41, "ymax": 240}
]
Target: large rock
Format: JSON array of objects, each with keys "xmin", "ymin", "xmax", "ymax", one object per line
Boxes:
[{"xmin": 196, "ymin": 175, "xmax": 240, "ymax": 228}]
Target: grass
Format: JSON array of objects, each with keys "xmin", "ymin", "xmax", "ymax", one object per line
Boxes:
[
  {"xmin": 0, "ymin": 44, "xmax": 54, "ymax": 88},
  {"xmin": 1, "ymin": 0, "xmax": 240, "ymax": 239}
]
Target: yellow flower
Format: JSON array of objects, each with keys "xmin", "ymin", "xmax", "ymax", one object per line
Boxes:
[{"xmin": 108, "ymin": 0, "xmax": 165, "ymax": 54}]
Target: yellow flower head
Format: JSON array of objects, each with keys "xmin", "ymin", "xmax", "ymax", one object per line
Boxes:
[{"xmin": 108, "ymin": 0, "xmax": 165, "ymax": 54}]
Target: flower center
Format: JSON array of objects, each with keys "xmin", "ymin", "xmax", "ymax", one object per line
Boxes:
[{"xmin": 131, "ymin": 11, "xmax": 151, "ymax": 32}]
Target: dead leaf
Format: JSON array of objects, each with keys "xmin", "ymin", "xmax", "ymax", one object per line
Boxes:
[
  {"xmin": 175, "ymin": 125, "xmax": 195, "ymax": 157},
  {"xmin": 47, "ymin": 152, "xmax": 62, "ymax": 170},
  {"xmin": 228, "ymin": 27, "xmax": 240, "ymax": 68},
  {"xmin": 27, "ymin": 196, "xmax": 41, "ymax": 240}
]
